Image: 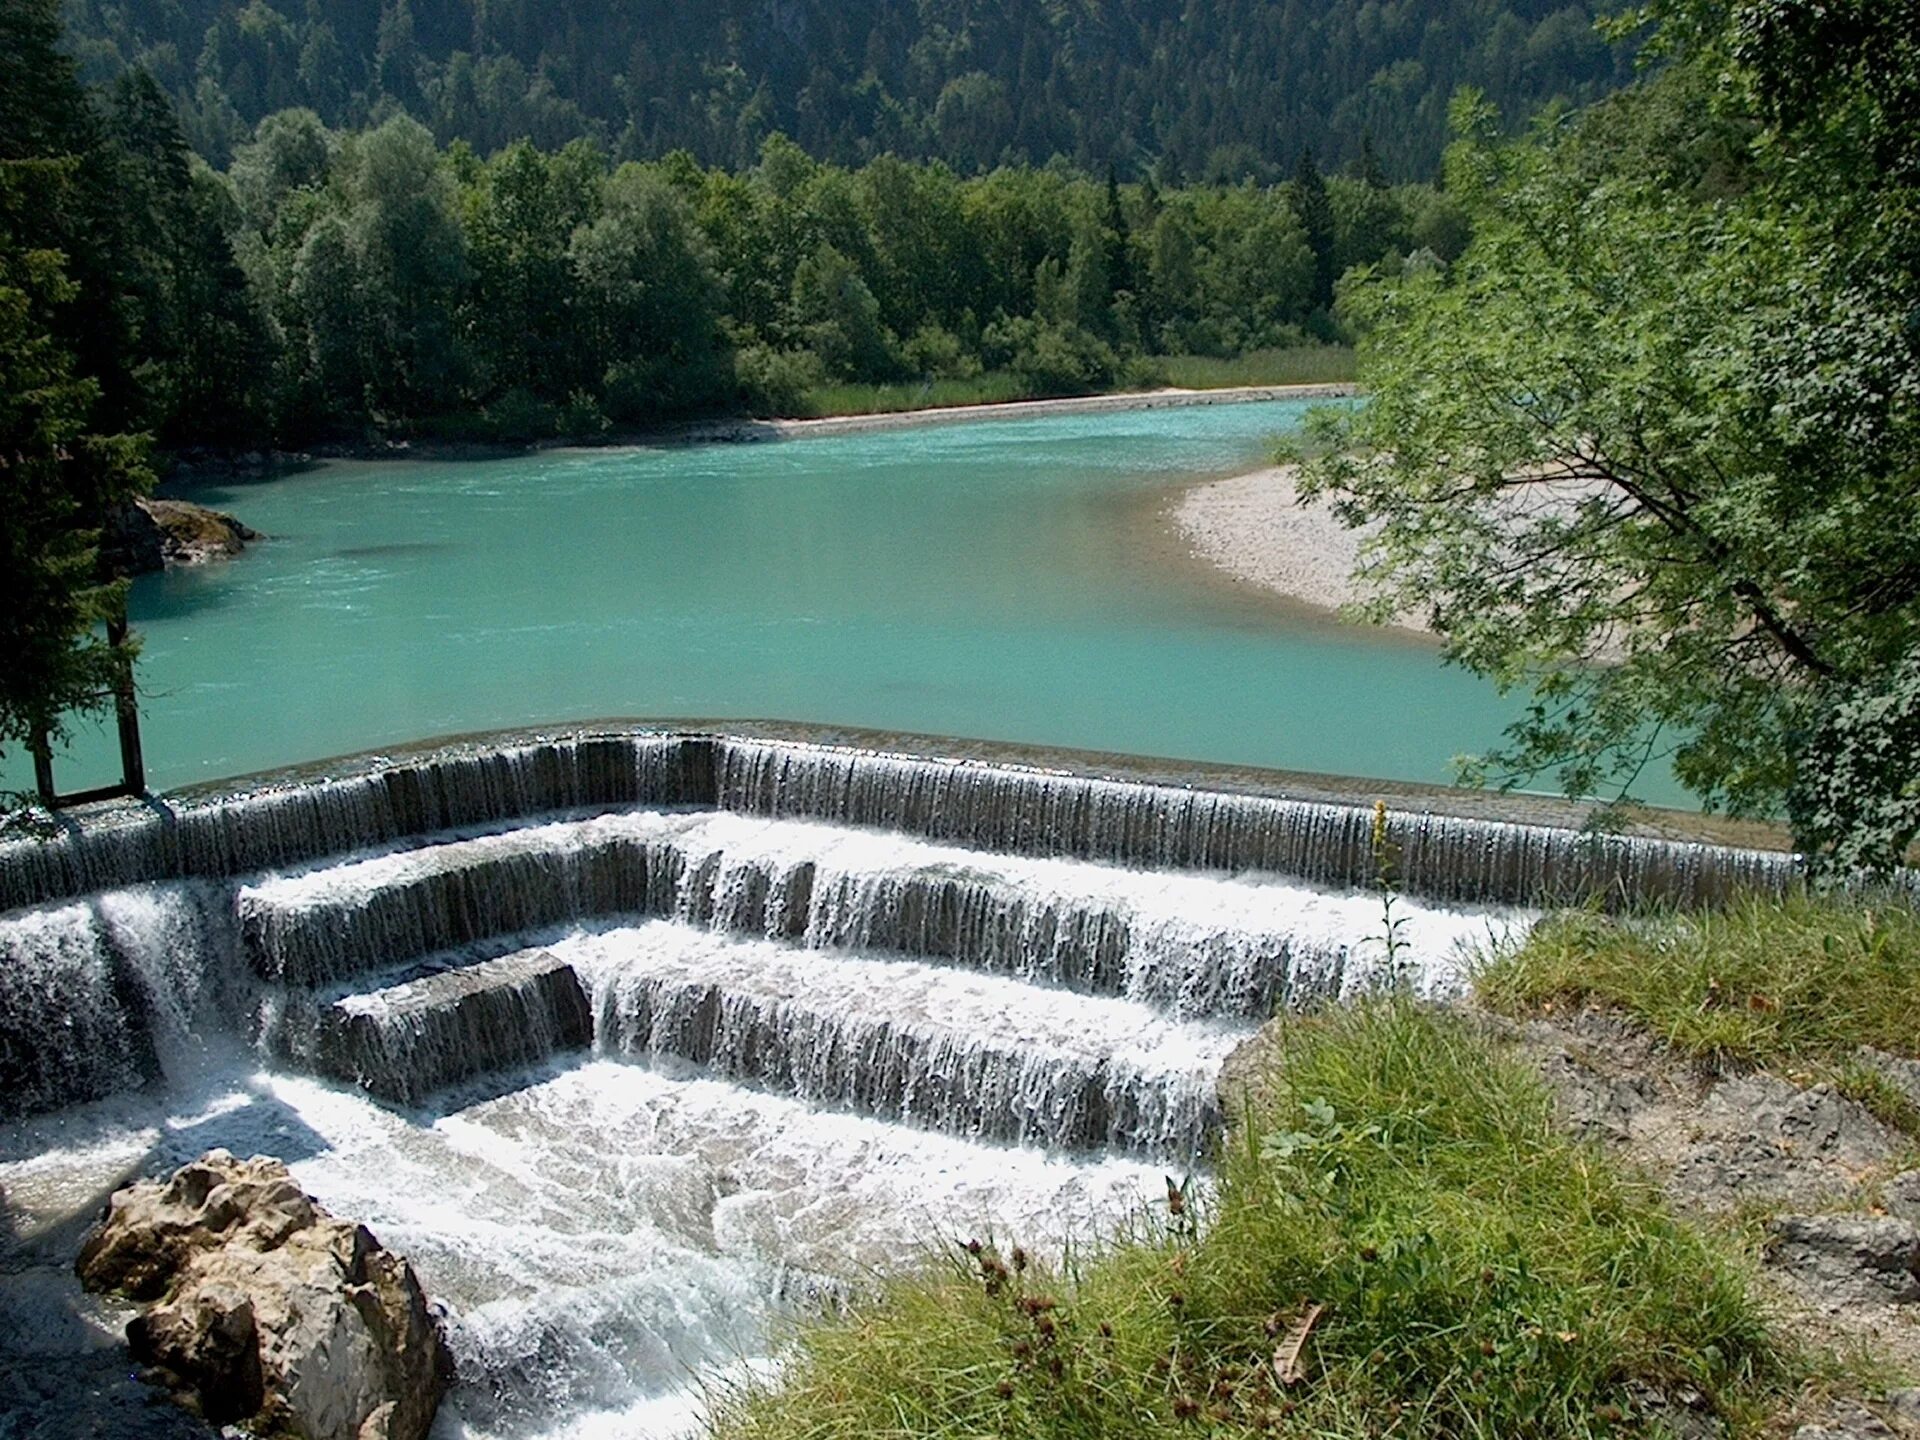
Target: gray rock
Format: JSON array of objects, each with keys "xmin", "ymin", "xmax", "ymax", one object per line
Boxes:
[
  {"xmin": 76, "ymin": 1150, "xmax": 451, "ymax": 1440},
  {"xmin": 1666, "ymin": 1077, "xmax": 1903, "ymax": 1213},
  {"xmin": 1767, "ymin": 1214, "xmax": 1920, "ymax": 1305},
  {"xmin": 1885, "ymin": 1388, "xmax": 1920, "ymax": 1426},
  {"xmin": 1792, "ymin": 1400, "xmax": 1897, "ymax": 1438},
  {"xmin": 1882, "ymin": 1171, "xmax": 1920, "ymax": 1225},
  {"xmin": 1858, "ymin": 1049, "xmax": 1920, "ymax": 1112},
  {"xmin": 105, "ymin": 498, "xmax": 261, "ymax": 575}
]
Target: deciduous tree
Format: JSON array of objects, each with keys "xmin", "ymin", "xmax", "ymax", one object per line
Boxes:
[{"xmin": 1302, "ymin": 3, "xmax": 1920, "ymax": 871}]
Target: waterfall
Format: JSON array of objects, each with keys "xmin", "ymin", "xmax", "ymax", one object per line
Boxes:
[
  {"xmin": 0, "ymin": 900, "xmax": 154, "ymax": 1118},
  {"xmin": 0, "ymin": 733, "xmax": 706, "ymax": 915},
  {"xmin": 232, "ymin": 808, "xmax": 1493, "ymax": 1021},
  {"xmin": 0, "ymin": 727, "xmax": 1838, "ymax": 1438},
  {"xmin": 238, "ymin": 811, "xmax": 692, "ymax": 986},
  {"xmin": 319, "ymin": 949, "xmax": 593, "ymax": 1105},
  {"xmin": 578, "ymin": 923, "xmax": 1236, "ymax": 1161},
  {"xmin": 712, "ymin": 738, "xmax": 1804, "ymax": 908},
  {"xmin": 1, "ymin": 726, "xmax": 1815, "ymax": 1127},
  {"xmin": 3, "ymin": 730, "xmax": 1809, "ymax": 919},
  {"xmin": 0, "ymin": 883, "xmax": 242, "ymax": 1120}
]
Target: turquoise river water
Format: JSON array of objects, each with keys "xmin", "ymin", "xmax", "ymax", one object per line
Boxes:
[{"xmin": 30, "ymin": 398, "xmax": 1635, "ymax": 799}]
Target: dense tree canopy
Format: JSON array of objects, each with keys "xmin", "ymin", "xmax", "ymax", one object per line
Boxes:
[
  {"xmin": 1302, "ymin": 0, "xmax": 1920, "ymax": 871},
  {"xmin": 59, "ymin": 0, "xmax": 1634, "ymax": 180},
  {"xmin": 170, "ymin": 114, "xmax": 1465, "ymax": 443},
  {"xmin": 16, "ymin": 0, "xmax": 1483, "ymax": 456}
]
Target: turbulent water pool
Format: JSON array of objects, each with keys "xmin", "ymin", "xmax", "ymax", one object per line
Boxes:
[{"xmin": 27, "ymin": 397, "xmax": 1542, "ymax": 797}]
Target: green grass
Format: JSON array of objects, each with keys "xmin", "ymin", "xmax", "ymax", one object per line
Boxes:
[
  {"xmin": 1156, "ymin": 345, "xmax": 1357, "ymax": 389},
  {"xmin": 1478, "ymin": 895, "xmax": 1920, "ymax": 1074},
  {"xmin": 793, "ymin": 373, "xmax": 1036, "ymax": 417},
  {"xmin": 707, "ymin": 1002, "xmax": 1783, "ymax": 1439}
]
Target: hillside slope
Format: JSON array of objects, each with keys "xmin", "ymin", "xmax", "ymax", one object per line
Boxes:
[{"xmin": 61, "ymin": 0, "xmax": 1633, "ymax": 174}]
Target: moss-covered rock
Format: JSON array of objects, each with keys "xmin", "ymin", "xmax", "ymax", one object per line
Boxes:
[{"xmin": 107, "ymin": 498, "xmax": 261, "ymax": 574}]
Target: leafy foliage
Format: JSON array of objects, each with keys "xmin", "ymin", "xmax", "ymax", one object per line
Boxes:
[
  {"xmin": 0, "ymin": 195, "xmax": 148, "ymax": 777},
  {"xmin": 13, "ymin": 0, "xmax": 1475, "ymax": 470},
  {"xmin": 1790, "ymin": 657, "xmax": 1920, "ymax": 879},
  {"xmin": 177, "ymin": 112, "xmax": 1446, "ymax": 440},
  {"xmin": 1300, "ymin": 3, "xmax": 1920, "ymax": 869}
]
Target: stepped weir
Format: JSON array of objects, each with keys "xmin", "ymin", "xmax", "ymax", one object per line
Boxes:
[
  {"xmin": 0, "ymin": 725, "xmax": 1805, "ymax": 1435},
  {"xmin": 2, "ymin": 726, "xmax": 1796, "ymax": 1126}
]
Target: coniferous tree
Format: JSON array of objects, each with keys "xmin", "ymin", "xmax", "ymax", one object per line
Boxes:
[
  {"xmin": 106, "ymin": 69, "xmax": 272, "ymax": 443},
  {"xmin": 1102, "ymin": 165, "xmax": 1134, "ymax": 302},
  {"xmin": 0, "ymin": 0, "xmax": 151, "ymax": 792},
  {"xmin": 1292, "ymin": 147, "xmax": 1337, "ymax": 311},
  {"xmin": 64, "ymin": 0, "xmax": 1635, "ymax": 181},
  {"xmin": 1357, "ymin": 134, "xmax": 1390, "ymax": 191}
]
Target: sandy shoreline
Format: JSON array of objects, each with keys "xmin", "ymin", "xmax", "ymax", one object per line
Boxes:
[{"xmin": 1168, "ymin": 464, "xmax": 1429, "ymax": 637}]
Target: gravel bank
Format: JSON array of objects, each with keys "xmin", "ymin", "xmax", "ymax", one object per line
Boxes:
[
  {"xmin": 688, "ymin": 383, "xmax": 1358, "ymax": 442},
  {"xmin": 1172, "ymin": 464, "xmax": 1428, "ymax": 634}
]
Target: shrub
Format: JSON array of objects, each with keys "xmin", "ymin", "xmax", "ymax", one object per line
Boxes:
[{"xmin": 734, "ymin": 343, "xmax": 826, "ymax": 416}]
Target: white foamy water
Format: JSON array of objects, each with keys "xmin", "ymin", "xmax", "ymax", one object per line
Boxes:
[
  {"xmin": 562, "ymin": 920, "xmax": 1247, "ymax": 1159},
  {"xmin": 234, "ymin": 805, "xmax": 1514, "ymax": 1006},
  {"xmin": 0, "ymin": 1053, "xmax": 1165, "ymax": 1440}
]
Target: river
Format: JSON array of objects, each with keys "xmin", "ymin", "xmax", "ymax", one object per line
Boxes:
[{"xmin": 31, "ymin": 398, "xmax": 1541, "ymax": 797}]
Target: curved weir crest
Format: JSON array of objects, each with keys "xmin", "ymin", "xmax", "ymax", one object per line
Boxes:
[{"xmin": 0, "ymin": 728, "xmax": 1808, "ymax": 1436}]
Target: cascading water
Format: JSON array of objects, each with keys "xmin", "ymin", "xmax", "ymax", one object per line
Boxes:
[
  {"xmin": 0, "ymin": 731, "xmax": 1808, "ymax": 918},
  {"xmin": 0, "ymin": 883, "xmax": 243, "ymax": 1116},
  {"xmin": 575, "ymin": 922, "xmax": 1239, "ymax": 1160},
  {"xmin": 0, "ymin": 728, "xmax": 1814, "ymax": 1439},
  {"xmin": 710, "ymin": 737, "xmax": 1806, "ymax": 907}
]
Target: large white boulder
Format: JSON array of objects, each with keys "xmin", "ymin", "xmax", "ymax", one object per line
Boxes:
[{"xmin": 76, "ymin": 1150, "xmax": 452, "ymax": 1440}]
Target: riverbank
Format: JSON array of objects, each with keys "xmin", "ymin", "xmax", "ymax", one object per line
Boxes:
[
  {"xmin": 686, "ymin": 383, "xmax": 1357, "ymax": 443},
  {"xmin": 712, "ymin": 897, "xmax": 1920, "ymax": 1440},
  {"xmin": 161, "ymin": 383, "xmax": 1358, "ymax": 483}
]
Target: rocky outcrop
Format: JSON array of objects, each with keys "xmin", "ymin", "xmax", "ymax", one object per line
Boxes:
[
  {"xmin": 76, "ymin": 1150, "xmax": 452, "ymax": 1440},
  {"xmin": 108, "ymin": 497, "xmax": 261, "ymax": 574},
  {"xmin": 1766, "ymin": 1214, "xmax": 1920, "ymax": 1307}
]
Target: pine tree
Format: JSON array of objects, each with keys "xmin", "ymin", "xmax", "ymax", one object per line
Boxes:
[
  {"xmin": 0, "ymin": 214, "xmax": 150, "ymax": 789},
  {"xmin": 1357, "ymin": 134, "xmax": 1389, "ymax": 191},
  {"xmin": 1292, "ymin": 146, "xmax": 1336, "ymax": 310},
  {"xmin": 1102, "ymin": 163, "xmax": 1135, "ymax": 299}
]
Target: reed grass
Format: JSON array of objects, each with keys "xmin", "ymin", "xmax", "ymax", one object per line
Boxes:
[
  {"xmin": 793, "ymin": 373, "xmax": 1035, "ymax": 417},
  {"xmin": 1156, "ymin": 345, "xmax": 1357, "ymax": 388},
  {"xmin": 706, "ymin": 1001, "xmax": 1782, "ymax": 1439}
]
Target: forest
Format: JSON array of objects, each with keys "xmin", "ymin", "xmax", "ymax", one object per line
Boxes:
[
  {"xmin": 61, "ymin": 0, "xmax": 1633, "ymax": 182},
  {"xmin": 7, "ymin": 0, "xmax": 1477, "ymax": 452}
]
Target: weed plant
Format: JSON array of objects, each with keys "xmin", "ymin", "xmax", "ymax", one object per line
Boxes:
[{"xmin": 706, "ymin": 1002, "xmax": 1780, "ymax": 1439}]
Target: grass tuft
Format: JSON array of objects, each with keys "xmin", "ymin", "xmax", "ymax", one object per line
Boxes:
[
  {"xmin": 1477, "ymin": 895, "xmax": 1920, "ymax": 1074},
  {"xmin": 706, "ymin": 1002, "xmax": 1781, "ymax": 1439}
]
